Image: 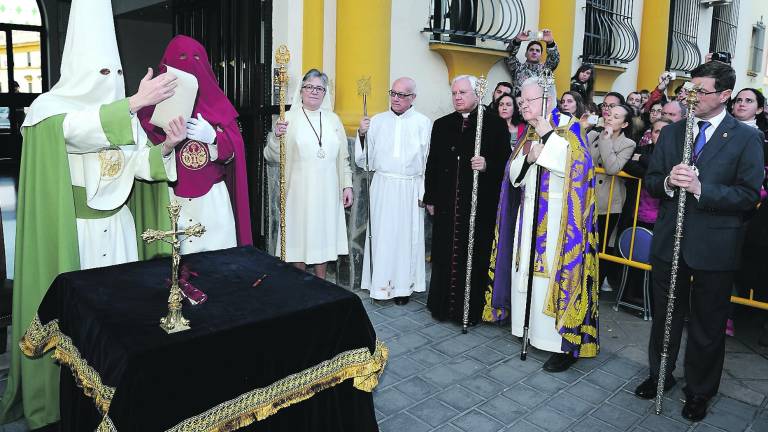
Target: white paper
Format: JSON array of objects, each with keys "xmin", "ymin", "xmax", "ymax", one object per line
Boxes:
[{"xmin": 150, "ymin": 65, "xmax": 199, "ymax": 130}]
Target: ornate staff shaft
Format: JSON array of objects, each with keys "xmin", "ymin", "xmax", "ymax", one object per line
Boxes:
[
  {"xmin": 656, "ymin": 82, "xmax": 701, "ymax": 414},
  {"xmin": 358, "ymin": 77, "xmax": 374, "ymax": 288},
  {"xmin": 521, "ymin": 69, "xmax": 553, "ymax": 360},
  {"xmin": 462, "ymin": 76, "xmax": 488, "ymax": 334},
  {"xmin": 275, "ymin": 46, "xmax": 290, "ymax": 261}
]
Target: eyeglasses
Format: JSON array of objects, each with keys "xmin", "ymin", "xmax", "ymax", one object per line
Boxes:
[
  {"xmin": 601, "ymin": 103, "xmax": 618, "ymax": 109},
  {"xmin": 650, "ymin": 108, "xmax": 663, "ymax": 114},
  {"xmin": 518, "ymin": 96, "xmax": 545, "ymax": 106},
  {"xmin": 302, "ymin": 85, "xmax": 327, "ymax": 94},
  {"xmin": 389, "ymin": 90, "xmax": 414, "ymax": 99},
  {"xmin": 692, "ymin": 88, "xmax": 721, "ymax": 96}
]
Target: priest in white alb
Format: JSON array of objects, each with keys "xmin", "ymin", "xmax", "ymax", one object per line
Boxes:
[
  {"xmin": 355, "ymin": 77, "xmax": 432, "ymax": 305},
  {"xmin": 505, "ymin": 77, "xmax": 600, "ymax": 373}
]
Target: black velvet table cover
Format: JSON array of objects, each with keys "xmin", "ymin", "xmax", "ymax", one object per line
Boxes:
[{"xmin": 27, "ymin": 247, "xmax": 383, "ymax": 431}]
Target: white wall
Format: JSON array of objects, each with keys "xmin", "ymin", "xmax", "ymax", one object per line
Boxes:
[
  {"xmin": 389, "ymin": 0, "xmax": 452, "ymax": 119},
  {"xmin": 571, "ymin": 0, "xmax": 587, "ymax": 79},
  {"xmin": 272, "ymin": 0, "xmax": 304, "ymax": 103},
  {"xmin": 387, "ymin": 0, "xmax": 542, "ymax": 120},
  {"xmin": 322, "ymin": 0, "xmax": 337, "ymax": 105},
  {"xmin": 610, "ymin": 0, "xmax": 644, "ymax": 95},
  {"xmin": 731, "ymin": 2, "xmax": 768, "ymax": 93},
  {"xmin": 696, "ymin": 5, "xmax": 714, "ymax": 71}
]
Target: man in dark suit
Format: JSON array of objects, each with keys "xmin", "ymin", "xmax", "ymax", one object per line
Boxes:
[{"xmin": 635, "ymin": 60, "xmax": 764, "ymax": 421}]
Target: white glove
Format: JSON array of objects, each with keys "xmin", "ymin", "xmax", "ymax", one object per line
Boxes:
[{"xmin": 186, "ymin": 113, "xmax": 217, "ymax": 144}]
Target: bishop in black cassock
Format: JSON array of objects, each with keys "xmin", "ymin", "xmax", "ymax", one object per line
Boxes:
[{"xmin": 423, "ymin": 75, "xmax": 511, "ymax": 325}]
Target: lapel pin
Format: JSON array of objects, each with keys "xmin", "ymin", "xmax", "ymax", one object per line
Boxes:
[{"xmin": 723, "ymin": 132, "xmax": 728, "ymax": 138}]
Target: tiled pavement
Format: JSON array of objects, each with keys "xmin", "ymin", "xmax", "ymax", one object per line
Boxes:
[
  {"xmin": 0, "ymin": 291, "xmax": 766, "ymax": 432},
  {"xmin": 362, "ymin": 291, "xmax": 768, "ymax": 432}
]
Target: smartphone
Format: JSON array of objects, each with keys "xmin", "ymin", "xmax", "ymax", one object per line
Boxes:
[
  {"xmin": 587, "ymin": 114, "xmax": 599, "ymax": 125},
  {"xmin": 527, "ymin": 30, "xmax": 544, "ymax": 40}
]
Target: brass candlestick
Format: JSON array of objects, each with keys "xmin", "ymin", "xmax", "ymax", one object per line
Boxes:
[
  {"xmin": 274, "ymin": 45, "xmax": 290, "ymax": 261},
  {"xmin": 142, "ymin": 201, "xmax": 206, "ymax": 334}
]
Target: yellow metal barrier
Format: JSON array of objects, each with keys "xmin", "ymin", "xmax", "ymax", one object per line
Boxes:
[{"xmin": 594, "ymin": 167, "xmax": 768, "ymax": 311}]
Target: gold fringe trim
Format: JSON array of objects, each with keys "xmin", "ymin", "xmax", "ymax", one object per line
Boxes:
[
  {"xmin": 20, "ymin": 315, "xmax": 116, "ymax": 415},
  {"xmin": 19, "ymin": 316, "xmax": 60, "ymax": 358},
  {"xmin": 22, "ymin": 316, "xmax": 387, "ymax": 432},
  {"xmin": 163, "ymin": 340, "xmax": 388, "ymax": 432}
]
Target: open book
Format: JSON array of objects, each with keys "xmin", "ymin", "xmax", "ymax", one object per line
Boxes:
[{"xmin": 149, "ymin": 65, "xmax": 199, "ymax": 129}]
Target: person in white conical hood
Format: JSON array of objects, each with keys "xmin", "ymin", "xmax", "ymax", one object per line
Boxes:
[
  {"xmin": 265, "ymin": 68, "xmax": 354, "ymax": 279},
  {"xmin": 0, "ymin": 0, "xmax": 187, "ymax": 427}
]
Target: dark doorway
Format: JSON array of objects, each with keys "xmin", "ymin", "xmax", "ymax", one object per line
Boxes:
[
  {"xmin": 0, "ymin": 0, "xmax": 48, "ymax": 164},
  {"xmin": 172, "ymin": 0, "xmax": 273, "ymax": 249}
]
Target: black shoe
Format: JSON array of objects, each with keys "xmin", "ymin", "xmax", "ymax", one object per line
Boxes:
[
  {"xmin": 634, "ymin": 376, "xmax": 677, "ymax": 400},
  {"xmin": 543, "ymin": 353, "xmax": 577, "ymax": 373},
  {"xmin": 394, "ymin": 296, "xmax": 410, "ymax": 306},
  {"xmin": 682, "ymin": 395, "xmax": 709, "ymax": 422}
]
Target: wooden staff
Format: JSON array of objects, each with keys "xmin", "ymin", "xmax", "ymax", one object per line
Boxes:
[
  {"xmin": 461, "ymin": 76, "xmax": 488, "ymax": 334},
  {"xmin": 655, "ymin": 82, "xmax": 702, "ymax": 414},
  {"xmin": 357, "ymin": 77, "xmax": 374, "ymax": 286},
  {"xmin": 521, "ymin": 69, "xmax": 554, "ymax": 360},
  {"xmin": 274, "ymin": 45, "xmax": 290, "ymax": 261}
]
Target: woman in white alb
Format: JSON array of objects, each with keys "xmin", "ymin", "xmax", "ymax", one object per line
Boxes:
[{"xmin": 265, "ymin": 69, "xmax": 353, "ymax": 279}]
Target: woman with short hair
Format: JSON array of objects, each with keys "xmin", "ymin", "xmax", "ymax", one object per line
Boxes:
[{"xmin": 265, "ymin": 69, "xmax": 354, "ymax": 279}]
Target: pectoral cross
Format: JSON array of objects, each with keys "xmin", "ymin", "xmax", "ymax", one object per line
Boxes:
[{"xmin": 142, "ymin": 201, "xmax": 206, "ymax": 334}]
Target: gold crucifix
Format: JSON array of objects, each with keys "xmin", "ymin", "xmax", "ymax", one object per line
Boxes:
[{"xmin": 142, "ymin": 201, "xmax": 206, "ymax": 334}]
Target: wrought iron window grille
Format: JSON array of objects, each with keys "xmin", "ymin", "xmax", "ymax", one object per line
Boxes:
[
  {"xmin": 748, "ymin": 20, "xmax": 765, "ymax": 75},
  {"xmin": 667, "ymin": 0, "xmax": 702, "ymax": 73},
  {"xmin": 709, "ymin": 0, "xmax": 739, "ymax": 56},
  {"xmin": 423, "ymin": 0, "xmax": 526, "ymax": 46},
  {"xmin": 581, "ymin": 0, "xmax": 639, "ymax": 66}
]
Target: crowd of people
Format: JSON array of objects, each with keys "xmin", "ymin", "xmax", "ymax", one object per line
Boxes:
[
  {"xmin": 3, "ymin": 8, "xmax": 766, "ymax": 426},
  {"xmin": 263, "ymin": 29, "xmax": 766, "ymax": 423}
]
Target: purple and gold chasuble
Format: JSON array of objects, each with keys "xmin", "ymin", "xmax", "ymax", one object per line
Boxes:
[{"xmin": 484, "ymin": 110, "xmax": 600, "ymax": 357}]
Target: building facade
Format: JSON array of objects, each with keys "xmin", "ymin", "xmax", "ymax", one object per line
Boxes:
[{"xmin": 273, "ymin": 0, "xmax": 768, "ymax": 128}]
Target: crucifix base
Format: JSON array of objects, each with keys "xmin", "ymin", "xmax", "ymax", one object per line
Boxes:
[
  {"xmin": 159, "ymin": 277, "xmax": 191, "ymax": 334},
  {"xmin": 160, "ymin": 304, "xmax": 191, "ymax": 334}
]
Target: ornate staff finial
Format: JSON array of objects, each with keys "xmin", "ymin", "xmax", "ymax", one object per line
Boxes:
[
  {"xmin": 357, "ymin": 76, "xmax": 372, "ymax": 97},
  {"xmin": 475, "ymin": 75, "xmax": 488, "ymax": 100},
  {"xmin": 275, "ymin": 45, "xmax": 290, "ymax": 67},
  {"xmin": 536, "ymin": 68, "xmax": 555, "ymax": 92},
  {"xmin": 682, "ymin": 81, "xmax": 703, "ymax": 114}
]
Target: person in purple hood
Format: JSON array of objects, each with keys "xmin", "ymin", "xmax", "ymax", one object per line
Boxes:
[{"xmin": 139, "ymin": 35, "xmax": 252, "ymax": 253}]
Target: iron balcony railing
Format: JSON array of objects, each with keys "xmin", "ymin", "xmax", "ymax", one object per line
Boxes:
[
  {"xmin": 709, "ymin": 0, "xmax": 739, "ymax": 57},
  {"xmin": 667, "ymin": 0, "xmax": 702, "ymax": 73},
  {"xmin": 582, "ymin": 0, "xmax": 639, "ymax": 66},
  {"xmin": 424, "ymin": 0, "xmax": 526, "ymax": 45}
]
